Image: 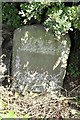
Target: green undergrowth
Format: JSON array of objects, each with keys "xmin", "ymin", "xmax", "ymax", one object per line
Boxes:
[
  {"xmin": 67, "ymin": 63, "xmax": 80, "ymax": 77},
  {"xmin": 2, "ymin": 2, "xmax": 80, "ymax": 37},
  {"xmin": 0, "ymin": 109, "xmax": 29, "ymax": 119}
]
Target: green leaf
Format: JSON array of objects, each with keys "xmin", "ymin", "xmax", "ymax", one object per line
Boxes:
[
  {"xmin": 23, "ymin": 113, "xmax": 29, "ymax": 120},
  {"xmin": 3, "ymin": 110, "xmax": 17, "ymax": 118}
]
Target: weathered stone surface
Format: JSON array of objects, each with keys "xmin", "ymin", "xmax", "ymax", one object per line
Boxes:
[{"xmin": 12, "ymin": 25, "xmax": 71, "ymax": 93}]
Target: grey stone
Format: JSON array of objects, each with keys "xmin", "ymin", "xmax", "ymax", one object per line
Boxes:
[{"xmin": 12, "ymin": 25, "xmax": 71, "ymax": 93}]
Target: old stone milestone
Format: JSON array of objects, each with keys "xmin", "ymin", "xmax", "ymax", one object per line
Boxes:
[{"xmin": 12, "ymin": 25, "xmax": 71, "ymax": 94}]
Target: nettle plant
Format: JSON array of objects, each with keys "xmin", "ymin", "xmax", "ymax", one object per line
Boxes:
[{"xmin": 2, "ymin": 2, "xmax": 80, "ymax": 37}]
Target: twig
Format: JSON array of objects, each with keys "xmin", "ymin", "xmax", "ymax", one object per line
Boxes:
[{"xmin": 68, "ymin": 85, "xmax": 80, "ymax": 96}]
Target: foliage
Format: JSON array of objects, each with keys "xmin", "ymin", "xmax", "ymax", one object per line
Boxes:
[
  {"xmin": 67, "ymin": 63, "xmax": 80, "ymax": 77},
  {"xmin": 19, "ymin": 2, "xmax": 47, "ymax": 24},
  {"xmin": 2, "ymin": 3, "xmax": 21, "ymax": 28},
  {"xmin": 0, "ymin": 109, "xmax": 29, "ymax": 119},
  {"xmin": 65, "ymin": 6, "xmax": 80, "ymax": 30},
  {"xmin": 2, "ymin": 2, "xmax": 80, "ymax": 36},
  {"xmin": 0, "ymin": 110, "xmax": 17, "ymax": 119},
  {"xmin": 44, "ymin": 4, "xmax": 80, "ymax": 37}
]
